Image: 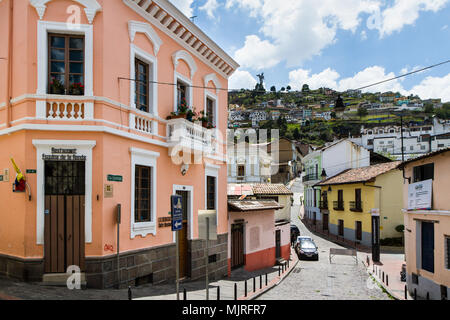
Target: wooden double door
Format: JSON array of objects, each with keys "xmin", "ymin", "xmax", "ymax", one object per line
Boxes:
[{"xmin": 44, "ymin": 161, "xmax": 86, "ymax": 273}]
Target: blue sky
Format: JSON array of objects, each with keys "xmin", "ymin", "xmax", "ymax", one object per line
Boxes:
[{"xmin": 170, "ymin": 0, "xmax": 450, "ymax": 102}]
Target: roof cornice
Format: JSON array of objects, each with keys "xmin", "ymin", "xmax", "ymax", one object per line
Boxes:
[{"xmin": 122, "ymin": 0, "xmax": 239, "ymax": 79}]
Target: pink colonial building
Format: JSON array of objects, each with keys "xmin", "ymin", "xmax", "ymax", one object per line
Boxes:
[{"xmin": 0, "ymin": 0, "xmax": 238, "ymax": 288}]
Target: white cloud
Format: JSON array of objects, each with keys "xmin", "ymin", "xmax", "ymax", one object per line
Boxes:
[
  {"xmin": 407, "ymin": 73, "xmax": 450, "ymax": 102},
  {"xmin": 169, "ymin": 0, "xmax": 194, "ymax": 18},
  {"xmin": 229, "ymin": 70, "xmax": 258, "ymax": 90},
  {"xmin": 360, "ymin": 30, "xmax": 368, "ymax": 40},
  {"xmin": 200, "ymin": 0, "xmax": 220, "ymax": 19},
  {"xmin": 234, "ymin": 35, "xmax": 280, "ymax": 70},
  {"xmin": 288, "ymin": 65, "xmax": 450, "ymax": 102},
  {"xmin": 442, "ymin": 24, "xmax": 449, "ymax": 30},
  {"xmin": 378, "ymin": 0, "xmax": 449, "ymax": 37},
  {"xmin": 226, "ymin": 0, "xmax": 448, "ymax": 70},
  {"xmin": 288, "ymin": 65, "xmax": 405, "ymax": 93}
]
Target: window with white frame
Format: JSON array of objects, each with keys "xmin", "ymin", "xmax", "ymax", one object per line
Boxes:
[
  {"xmin": 206, "ymin": 97, "xmax": 215, "ymax": 126},
  {"xmin": 130, "ymin": 45, "xmax": 157, "ymax": 115},
  {"xmin": 130, "ymin": 148, "xmax": 159, "ymax": 238}
]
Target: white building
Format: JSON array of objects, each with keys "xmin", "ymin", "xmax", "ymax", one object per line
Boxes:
[
  {"xmin": 302, "ymin": 140, "xmax": 371, "ymax": 227},
  {"xmin": 227, "ymin": 142, "xmax": 273, "ymax": 183},
  {"xmin": 350, "ymin": 118, "xmax": 450, "ymax": 160}
]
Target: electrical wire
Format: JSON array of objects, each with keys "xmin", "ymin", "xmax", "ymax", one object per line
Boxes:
[{"xmin": 119, "ymin": 58, "xmax": 450, "ymax": 93}]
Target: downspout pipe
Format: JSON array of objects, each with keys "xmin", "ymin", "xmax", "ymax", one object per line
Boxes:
[{"xmin": 6, "ymin": 0, "xmax": 14, "ymax": 128}]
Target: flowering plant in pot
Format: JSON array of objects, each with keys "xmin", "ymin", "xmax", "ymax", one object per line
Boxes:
[
  {"xmin": 195, "ymin": 110, "xmax": 210, "ymax": 128},
  {"xmin": 49, "ymin": 79, "xmax": 65, "ymax": 94},
  {"xmin": 69, "ymin": 82, "xmax": 84, "ymax": 95}
]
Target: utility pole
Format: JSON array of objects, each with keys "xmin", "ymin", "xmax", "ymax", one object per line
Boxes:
[{"xmin": 400, "ymin": 111, "xmax": 405, "ymax": 162}]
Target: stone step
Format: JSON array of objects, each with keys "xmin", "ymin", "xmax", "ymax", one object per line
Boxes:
[{"xmin": 42, "ymin": 273, "xmax": 86, "ymax": 287}]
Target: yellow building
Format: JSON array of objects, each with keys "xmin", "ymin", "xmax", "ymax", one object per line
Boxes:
[{"xmin": 317, "ymin": 162, "xmax": 403, "ymax": 247}]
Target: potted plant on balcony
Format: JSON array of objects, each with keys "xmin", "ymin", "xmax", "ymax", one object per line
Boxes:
[
  {"xmin": 69, "ymin": 82, "xmax": 84, "ymax": 96},
  {"xmin": 49, "ymin": 79, "xmax": 65, "ymax": 95},
  {"xmin": 195, "ymin": 110, "xmax": 209, "ymax": 128}
]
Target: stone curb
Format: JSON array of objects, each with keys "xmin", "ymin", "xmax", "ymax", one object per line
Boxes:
[{"xmin": 361, "ymin": 260, "xmax": 410, "ymax": 301}]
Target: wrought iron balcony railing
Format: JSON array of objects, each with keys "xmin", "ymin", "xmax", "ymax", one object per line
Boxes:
[
  {"xmin": 333, "ymin": 201, "xmax": 345, "ymax": 211},
  {"xmin": 319, "ymin": 200, "xmax": 328, "ymax": 210},
  {"xmin": 349, "ymin": 201, "xmax": 363, "ymax": 212},
  {"xmin": 302, "ymin": 173, "xmax": 319, "ymax": 182}
]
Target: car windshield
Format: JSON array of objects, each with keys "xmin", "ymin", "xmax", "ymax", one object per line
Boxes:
[{"xmin": 300, "ymin": 241, "xmax": 316, "ymax": 249}]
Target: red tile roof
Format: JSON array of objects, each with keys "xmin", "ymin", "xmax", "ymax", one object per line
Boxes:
[
  {"xmin": 228, "ymin": 200, "xmax": 283, "ymax": 212},
  {"xmin": 228, "ymin": 183, "xmax": 293, "ymax": 196},
  {"xmin": 317, "ymin": 161, "xmax": 402, "ymax": 186}
]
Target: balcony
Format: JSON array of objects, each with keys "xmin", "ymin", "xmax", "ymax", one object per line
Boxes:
[
  {"xmin": 349, "ymin": 201, "xmax": 363, "ymax": 212},
  {"xmin": 43, "ymin": 98, "xmax": 93, "ymax": 121},
  {"xmin": 167, "ymin": 118, "xmax": 214, "ymax": 155},
  {"xmin": 302, "ymin": 173, "xmax": 319, "ymax": 182},
  {"xmin": 333, "ymin": 201, "xmax": 344, "ymax": 211},
  {"xmin": 319, "ymin": 200, "xmax": 328, "ymax": 210}
]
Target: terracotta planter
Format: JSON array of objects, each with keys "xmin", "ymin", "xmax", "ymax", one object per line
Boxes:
[{"xmin": 170, "ymin": 114, "xmax": 187, "ymax": 120}]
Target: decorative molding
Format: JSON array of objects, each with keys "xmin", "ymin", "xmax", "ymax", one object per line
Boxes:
[
  {"xmin": 29, "ymin": 0, "xmax": 102, "ymax": 24},
  {"xmin": 37, "ymin": 21, "xmax": 93, "ymax": 96},
  {"xmin": 172, "ymin": 50, "xmax": 197, "ymax": 80},
  {"xmin": 204, "ymin": 73, "xmax": 221, "ymax": 96},
  {"xmin": 32, "ymin": 140, "xmax": 96, "ymax": 244},
  {"xmin": 130, "ymin": 147, "xmax": 160, "ymax": 239},
  {"xmin": 128, "ymin": 20, "xmax": 163, "ymax": 56},
  {"xmin": 123, "ymin": 0, "xmax": 239, "ymax": 79}
]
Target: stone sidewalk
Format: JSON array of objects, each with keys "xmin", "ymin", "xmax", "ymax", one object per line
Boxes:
[
  {"xmin": 136, "ymin": 248, "xmax": 299, "ymax": 300},
  {"xmin": 0, "ymin": 248, "xmax": 298, "ymax": 301},
  {"xmin": 360, "ymin": 252, "xmax": 411, "ymax": 300}
]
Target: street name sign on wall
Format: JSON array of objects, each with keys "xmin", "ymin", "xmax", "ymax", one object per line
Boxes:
[
  {"xmin": 171, "ymin": 195, "xmax": 183, "ymax": 231},
  {"xmin": 408, "ymin": 179, "xmax": 432, "ymax": 210},
  {"xmin": 107, "ymin": 175, "xmax": 123, "ymax": 182},
  {"xmin": 198, "ymin": 210, "xmax": 217, "ymax": 240}
]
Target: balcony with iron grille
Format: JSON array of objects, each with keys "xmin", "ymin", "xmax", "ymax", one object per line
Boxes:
[
  {"xmin": 333, "ymin": 201, "xmax": 345, "ymax": 211},
  {"xmin": 319, "ymin": 200, "xmax": 328, "ymax": 210},
  {"xmin": 302, "ymin": 173, "xmax": 319, "ymax": 183},
  {"xmin": 349, "ymin": 201, "xmax": 363, "ymax": 212}
]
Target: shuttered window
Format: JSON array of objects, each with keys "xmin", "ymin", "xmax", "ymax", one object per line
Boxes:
[
  {"xmin": 135, "ymin": 59, "xmax": 149, "ymax": 112},
  {"xmin": 135, "ymin": 165, "xmax": 152, "ymax": 222},
  {"xmin": 206, "ymin": 176, "xmax": 216, "ymax": 210}
]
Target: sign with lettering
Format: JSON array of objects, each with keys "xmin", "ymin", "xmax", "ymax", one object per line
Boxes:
[
  {"xmin": 107, "ymin": 175, "xmax": 123, "ymax": 182},
  {"xmin": 408, "ymin": 179, "xmax": 432, "ymax": 210},
  {"xmin": 104, "ymin": 184, "xmax": 114, "ymax": 198},
  {"xmin": 41, "ymin": 148, "xmax": 86, "ymax": 161},
  {"xmin": 158, "ymin": 217, "xmax": 172, "ymax": 228},
  {"xmin": 171, "ymin": 195, "xmax": 183, "ymax": 231},
  {"xmin": 26, "ymin": 169, "xmax": 37, "ymax": 174}
]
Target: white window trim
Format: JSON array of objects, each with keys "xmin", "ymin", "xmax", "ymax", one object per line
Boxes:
[
  {"xmin": 204, "ymin": 90, "xmax": 219, "ymax": 130},
  {"xmin": 173, "ymin": 184, "xmax": 194, "ymax": 241},
  {"xmin": 130, "ymin": 147, "xmax": 160, "ymax": 239},
  {"xmin": 174, "ymin": 72, "xmax": 193, "ymax": 112},
  {"xmin": 130, "ymin": 44, "xmax": 159, "ymax": 135},
  {"xmin": 32, "ymin": 139, "xmax": 96, "ymax": 244},
  {"xmin": 30, "ymin": 0, "xmax": 102, "ymax": 24},
  {"xmin": 37, "ymin": 21, "xmax": 93, "ymax": 96},
  {"xmin": 36, "ymin": 21, "xmax": 94, "ymax": 120}
]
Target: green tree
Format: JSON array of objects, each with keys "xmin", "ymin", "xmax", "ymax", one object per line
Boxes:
[
  {"xmin": 302, "ymin": 84, "xmax": 310, "ymax": 93},
  {"xmin": 270, "ymin": 85, "xmax": 276, "ymax": 92},
  {"xmin": 293, "ymin": 127, "xmax": 301, "ymax": 140},
  {"xmin": 357, "ymin": 106, "xmax": 368, "ymax": 119},
  {"xmin": 286, "ymin": 85, "xmax": 291, "ymax": 92}
]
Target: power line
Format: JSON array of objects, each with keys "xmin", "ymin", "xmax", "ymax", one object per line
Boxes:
[
  {"xmin": 119, "ymin": 58, "xmax": 450, "ymax": 94},
  {"xmin": 354, "ymin": 59, "xmax": 450, "ymax": 91}
]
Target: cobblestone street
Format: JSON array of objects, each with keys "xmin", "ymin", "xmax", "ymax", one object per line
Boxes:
[{"xmin": 257, "ymin": 179, "xmax": 392, "ymax": 301}]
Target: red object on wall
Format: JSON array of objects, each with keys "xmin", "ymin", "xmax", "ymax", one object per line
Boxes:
[
  {"xmin": 244, "ymin": 247, "xmax": 276, "ymax": 272},
  {"xmin": 14, "ymin": 178, "xmax": 26, "ymax": 192}
]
